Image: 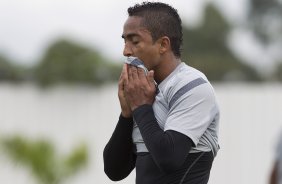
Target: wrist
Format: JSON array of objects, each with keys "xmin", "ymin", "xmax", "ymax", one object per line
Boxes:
[
  {"xmin": 131, "ymin": 102, "xmax": 152, "ymax": 112},
  {"xmin": 132, "ymin": 104, "xmax": 154, "ymax": 125},
  {"xmin": 132, "ymin": 104, "xmax": 153, "ymax": 117},
  {"xmin": 121, "ymin": 111, "xmax": 132, "ymax": 118}
]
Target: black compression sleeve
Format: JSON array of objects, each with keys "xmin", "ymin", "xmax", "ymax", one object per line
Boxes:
[
  {"xmin": 103, "ymin": 114, "xmax": 136, "ymax": 181},
  {"xmin": 133, "ymin": 104, "xmax": 193, "ymax": 173}
]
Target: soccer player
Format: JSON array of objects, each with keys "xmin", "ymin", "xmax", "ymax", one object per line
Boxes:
[{"xmin": 103, "ymin": 2, "xmax": 220, "ymax": 184}]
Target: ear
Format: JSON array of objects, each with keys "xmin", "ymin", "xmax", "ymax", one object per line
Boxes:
[{"xmin": 158, "ymin": 36, "xmax": 170, "ymax": 54}]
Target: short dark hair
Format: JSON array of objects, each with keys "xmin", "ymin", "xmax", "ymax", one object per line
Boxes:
[{"xmin": 128, "ymin": 2, "xmax": 183, "ymax": 58}]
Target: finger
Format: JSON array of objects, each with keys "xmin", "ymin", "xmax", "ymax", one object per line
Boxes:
[
  {"xmin": 123, "ymin": 64, "xmax": 129, "ymax": 79},
  {"xmin": 128, "ymin": 65, "xmax": 138, "ymax": 82},
  {"xmin": 137, "ymin": 67, "xmax": 146, "ymax": 82},
  {"xmin": 119, "ymin": 64, "xmax": 128, "ymax": 79},
  {"xmin": 147, "ymin": 70, "xmax": 155, "ymax": 88},
  {"xmin": 128, "ymin": 65, "xmax": 133, "ymax": 82},
  {"xmin": 119, "ymin": 64, "xmax": 128, "ymax": 88}
]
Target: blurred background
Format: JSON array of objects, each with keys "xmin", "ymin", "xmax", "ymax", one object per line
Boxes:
[{"xmin": 0, "ymin": 0, "xmax": 282, "ymax": 183}]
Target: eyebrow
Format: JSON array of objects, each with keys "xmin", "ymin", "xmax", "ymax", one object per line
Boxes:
[{"xmin": 121, "ymin": 33, "xmax": 139, "ymax": 39}]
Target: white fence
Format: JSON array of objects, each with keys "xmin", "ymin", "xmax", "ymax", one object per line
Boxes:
[{"xmin": 0, "ymin": 83, "xmax": 281, "ymax": 184}]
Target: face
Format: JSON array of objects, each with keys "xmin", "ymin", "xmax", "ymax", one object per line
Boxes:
[{"xmin": 122, "ymin": 16, "xmax": 162, "ymax": 70}]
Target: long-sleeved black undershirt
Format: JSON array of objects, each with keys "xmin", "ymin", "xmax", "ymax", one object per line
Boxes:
[
  {"xmin": 103, "ymin": 104, "xmax": 195, "ymax": 181},
  {"xmin": 103, "ymin": 115, "xmax": 136, "ymax": 181},
  {"xmin": 133, "ymin": 104, "xmax": 194, "ymax": 173}
]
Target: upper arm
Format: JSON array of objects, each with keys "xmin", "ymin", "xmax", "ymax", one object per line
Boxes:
[{"xmin": 164, "ymin": 79, "xmax": 218, "ymax": 146}]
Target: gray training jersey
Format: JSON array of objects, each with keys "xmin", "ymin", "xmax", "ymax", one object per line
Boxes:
[{"xmin": 132, "ymin": 62, "xmax": 220, "ymax": 156}]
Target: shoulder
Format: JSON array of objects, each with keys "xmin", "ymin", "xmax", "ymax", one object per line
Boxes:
[
  {"xmin": 164, "ymin": 63, "xmax": 209, "ymax": 90},
  {"xmin": 161, "ymin": 63, "xmax": 215, "ymax": 106}
]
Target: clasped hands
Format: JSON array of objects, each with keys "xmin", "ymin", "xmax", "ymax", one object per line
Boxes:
[{"xmin": 118, "ymin": 64, "xmax": 156, "ymax": 118}]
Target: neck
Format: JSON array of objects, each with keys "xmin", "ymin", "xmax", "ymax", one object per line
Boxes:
[{"xmin": 153, "ymin": 55, "xmax": 181, "ymax": 84}]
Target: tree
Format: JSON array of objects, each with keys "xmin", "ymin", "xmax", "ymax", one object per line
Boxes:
[
  {"xmin": 248, "ymin": 0, "xmax": 282, "ymax": 44},
  {"xmin": 34, "ymin": 39, "xmax": 121, "ymax": 86},
  {"xmin": 0, "ymin": 55, "xmax": 27, "ymax": 82},
  {"xmin": 0, "ymin": 136, "xmax": 88, "ymax": 184},
  {"xmin": 273, "ymin": 61, "xmax": 282, "ymax": 81},
  {"xmin": 248, "ymin": 0, "xmax": 282, "ymax": 81},
  {"xmin": 182, "ymin": 4, "xmax": 261, "ymax": 81}
]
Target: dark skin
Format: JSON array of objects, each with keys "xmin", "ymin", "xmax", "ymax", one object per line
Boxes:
[
  {"xmin": 119, "ymin": 16, "xmax": 181, "ymax": 117},
  {"xmin": 269, "ymin": 161, "xmax": 278, "ymax": 184}
]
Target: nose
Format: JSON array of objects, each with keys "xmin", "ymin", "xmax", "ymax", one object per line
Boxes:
[{"xmin": 123, "ymin": 43, "xmax": 133, "ymax": 57}]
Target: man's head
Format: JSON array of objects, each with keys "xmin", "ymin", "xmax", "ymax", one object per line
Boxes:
[{"xmin": 127, "ymin": 2, "xmax": 183, "ymax": 58}]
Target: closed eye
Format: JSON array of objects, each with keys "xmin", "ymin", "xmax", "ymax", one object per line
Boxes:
[
  {"xmin": 132, "ymin": 41, "xmax": 139, "ymax": 45},
  {"xmin": 122, "ymin": 33, "xmax": 140, "ymax": 45}
]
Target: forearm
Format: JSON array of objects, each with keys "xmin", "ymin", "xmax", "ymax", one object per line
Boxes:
[
  {"xmin": 133, "ymin": 104, "xmax": 193, "ymax": 173},
  {"xmin": 269, "ymin": 162, "xmax": 278, "ymax": 184},
  {"xmin": 103, "ymin": 114, "xmax": 136, "ymax": 181}
]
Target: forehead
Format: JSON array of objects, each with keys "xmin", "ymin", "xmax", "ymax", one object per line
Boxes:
[{"xmin": 122, "ymin": 16, "xmax": 151, "ymax": 39}]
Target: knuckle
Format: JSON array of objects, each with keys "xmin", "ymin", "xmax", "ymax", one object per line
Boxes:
[{"xmin": 137, "ymin": 68, "xmax": 144, "ymax": 74}]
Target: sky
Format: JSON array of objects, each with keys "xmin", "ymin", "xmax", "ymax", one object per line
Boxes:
[{"xmin": 1, "ymin": 0, "xmax": 277, "ymax": 73}]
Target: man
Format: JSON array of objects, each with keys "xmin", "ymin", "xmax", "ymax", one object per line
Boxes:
[
  {"xmin": 270, "ymin": 131, "xmax": 282, "ymax": 184},
  {"xmin": 103, "ymin": 2, "xmax": 220, "ymax": 184}
]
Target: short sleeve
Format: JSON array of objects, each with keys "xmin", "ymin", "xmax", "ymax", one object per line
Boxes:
[{"xmin": 164, "ymin": 82, "xmax": 218, "ymax": 147}]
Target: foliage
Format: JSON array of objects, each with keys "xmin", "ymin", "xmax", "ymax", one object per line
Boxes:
[
  {"xmin": 34, "ymin": 39, "xmax": 121, "ymax": 86},
  {"xmin": 273, "ymin": 62, "xmax": 282, "ymax": 81},
  {"xmin": 3, "ymin": 2, "xmax": 282, "ymax": 83},
  {"xmin": 181, "ymin": 4, "xmax": 261, "ymax": 82},
  {"xmin": 247, "ymin": 0, "xmax": 282, "ymax": 80},
  {"xmin": 248, "ymin": 0, "xmax": 282, "ymax": 44},
  {"xmin": 0, "ymin": 136, "xmax": 88, "ymax": 184},
  {"xmin": 0, "ymin": 55, "xmax": 28, "ymax": 82}
]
